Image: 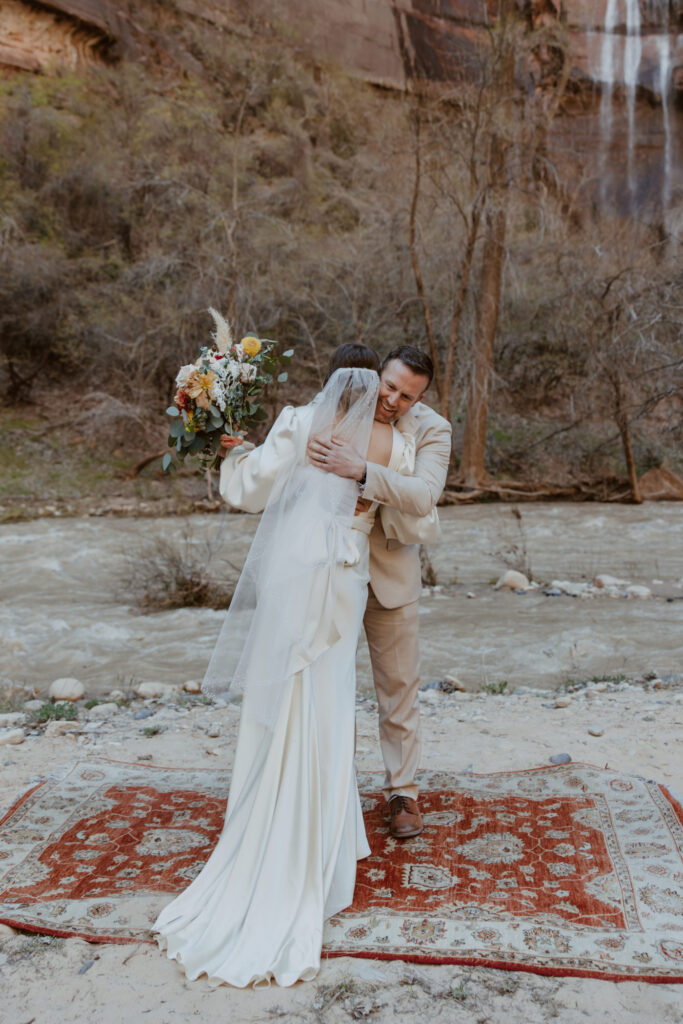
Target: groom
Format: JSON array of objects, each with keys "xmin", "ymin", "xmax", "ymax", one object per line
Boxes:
[{"xmin": 308, "ymin": 346, "xmax": 452, "ymax": 838}]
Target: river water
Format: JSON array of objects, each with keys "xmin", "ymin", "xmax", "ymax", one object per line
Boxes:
[{"xmin": 0, "ymin": 503, "xmax": 681, "ymax": 697}]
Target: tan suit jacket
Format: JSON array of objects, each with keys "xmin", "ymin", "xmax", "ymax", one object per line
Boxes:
[
  {"xmin": 218, "ymin": 401, "xmax": 452, "ymax": 609},
  {"xmin": 363, "ymin": 402, "xmax": 452, "ymax": 609}
]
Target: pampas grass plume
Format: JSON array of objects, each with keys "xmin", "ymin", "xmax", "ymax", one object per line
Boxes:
[{"xmin": 208, "ymin": 307, "xmax": 233, "ymax": 354}]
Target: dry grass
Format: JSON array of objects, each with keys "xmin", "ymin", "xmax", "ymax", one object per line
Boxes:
[{"xmin": 119, "ymin": 529, "xmax": 237, "ymax": 612}]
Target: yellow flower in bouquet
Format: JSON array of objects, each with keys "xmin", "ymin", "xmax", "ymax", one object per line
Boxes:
[
  {"xmin": 241, "ymin": 336, "xmax": 261, "ymax": 357},
  {"xmin": 185, "ymin": 369, "xmax": 216, "ymax": 398}
]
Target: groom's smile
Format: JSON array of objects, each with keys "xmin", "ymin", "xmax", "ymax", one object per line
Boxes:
[{"xmin": 375, "ymin": 359, "xmax": 429, "ymax": 424}]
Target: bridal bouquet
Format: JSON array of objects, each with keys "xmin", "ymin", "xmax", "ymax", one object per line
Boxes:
[{"xmin": 163, "ymin": 308, "xmax": 293, "ymax": 472}]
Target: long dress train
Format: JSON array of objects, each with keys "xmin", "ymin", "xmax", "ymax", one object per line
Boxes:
[{"xmin": 153, "ymin": 423, "xmax": 411, "ymax": 987}]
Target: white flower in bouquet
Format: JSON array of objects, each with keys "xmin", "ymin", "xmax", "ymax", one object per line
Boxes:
[
  {"xmin": 210, "ymin": 377, "xmax": 226, "ymax": 407},
  {"xmin": 240, "ymin": 363, "xmax": 257, "ymax": 383},
  {"xmin": 175, "ymin": 363, "xmax": 197, "ymax": 389},
  {"xmin": 224, "ymin": 359, "xmax": 243, "ymax": 382}
]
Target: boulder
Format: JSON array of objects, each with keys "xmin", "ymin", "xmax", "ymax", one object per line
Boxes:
[
  {"xmin": 442, "ymin": 674, "xmax": 467, "ymax": 692},
  {"xmin": 135, "ymin": 682, "xmax": 176, "ymax": 699},
  {"xmin": 0, "ymin": 728, "xmax": 25, "ymax": 745},
  {"xmin": 593, "ymin": 574, "xmax": 629, "ymax": 589},
  {"xmin": 87, "ymin": 702, "xmax": 119, "ymax": 718},
  {"xmin": 494, "ymin": 570, "xmax": 531, "ymax": 591},
  {"xmin": 638, "ymin": 467, "xmax": 683, "ymax": 501},
  {"xmin": 0, "ymin": 712, "xmax": 25, "ymax": 728},
  {"xmin": 49, "ymin": 678, "xmax": 85, "ymax": 702}
]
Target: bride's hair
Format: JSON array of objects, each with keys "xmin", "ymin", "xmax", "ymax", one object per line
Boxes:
[{"xmin": 324, "ymin": 343, "xmax": 380, "ymax": 384}]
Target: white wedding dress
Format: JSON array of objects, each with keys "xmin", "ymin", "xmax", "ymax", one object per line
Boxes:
[{"xmin": 153, "ymin": 409, "xmax": 414, "ymax": 988}]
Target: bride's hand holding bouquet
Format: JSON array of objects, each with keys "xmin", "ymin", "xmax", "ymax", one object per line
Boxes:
[{"xmin": 163, "ymin": 309, "xmax": 292, "ymax": 472}]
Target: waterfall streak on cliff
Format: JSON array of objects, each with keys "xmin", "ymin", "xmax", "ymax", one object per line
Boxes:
[
  {"xmin": 623, "ymin": 0, "xmax": 642, "ymax": 205},
  {"xmin": 656, "ymin": 35, "xmax": 672, "ymax": 209},
  {"xmin": 599, "ymin": 0, "xmax": 619, "ymax": 205}
]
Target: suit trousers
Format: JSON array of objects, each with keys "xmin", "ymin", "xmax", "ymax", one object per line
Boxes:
[{"xmin": 363, "ymin": 587, "xmax": 421, "ymax": 801}]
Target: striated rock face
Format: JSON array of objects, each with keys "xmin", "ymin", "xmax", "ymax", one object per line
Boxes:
[
  {"xmin": 262, "ymin": 0, "xmax": 682, "ymax": 218},
  {"xmin": 2, "ymin": 0, "xmax": 680, "ymax": 217},
  {"xmin": 0, "ymin": 0, "xmax": 116, "ymax": 71}
]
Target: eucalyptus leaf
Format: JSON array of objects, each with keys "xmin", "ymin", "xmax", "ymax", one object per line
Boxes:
[
  {"xmin": 169, "ymin": 419, "xmax": 186, "ymax": 439},
  {"xmin": 162, "ymin": 453, "xmax": 172, "ymax": 472},
  {"xmin": 252, "ymin": 407, "xmax": 268, "ymax": 421},
  {"xmin": 277, "ymin": 372, "xmax": 288, "ymax": 383},
  {"xmin": 166, "ymin": 406, "xmax": 180, "ymax": 417}
]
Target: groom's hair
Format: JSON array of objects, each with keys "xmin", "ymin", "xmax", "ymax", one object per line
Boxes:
[
  {"xmin": 382, "ymin": 346, "xmax": 433, "ymax": 386},
  {"xmin": 324, "ymin": 343, "xmax": 380, "ymax": 383}
]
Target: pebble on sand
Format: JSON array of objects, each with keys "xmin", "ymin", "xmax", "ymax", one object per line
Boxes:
[
  {"xmin": 183, "ymin": 680, "xmax": 202, "ymax": 694},
  {"xmin": 549, "ymin": 753, "xmax": 572, "ymax": 764},
  {"xmin": 49, "ymin": 678, "xmax": 85, "ymax": 702},
  {"xmin": 554, "ymin": 696, "xmax": 572, "ymax": 708},
  {"xmin": 0, "ymin": 728, "xmax": 25, "ymax": 746},
  {"xmin": 45, "ymin": 720, "xmax": 82, "ymax": 737},
  {"xmin": 588, "ymin": 726, "xmax": 604, "ymax": 737}
]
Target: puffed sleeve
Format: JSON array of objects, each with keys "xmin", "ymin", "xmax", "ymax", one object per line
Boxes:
[{"xmin": 218, "ymin": 406, "xmax": 303, "ymax": 514}]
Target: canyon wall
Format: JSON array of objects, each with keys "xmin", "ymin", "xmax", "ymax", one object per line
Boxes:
[{"xmin": 1, "ymin": 0, "xmax": 680, "ymax": 220}]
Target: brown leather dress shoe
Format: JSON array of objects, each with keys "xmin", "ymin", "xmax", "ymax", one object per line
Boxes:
[{"xmin": 388, "ymin": 795, "xmax": 423, "ymax": 838}]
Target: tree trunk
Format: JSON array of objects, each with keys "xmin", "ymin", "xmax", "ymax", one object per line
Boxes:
[
  {"xmin": 409, "ymin": 111, "xmax": 444, "ymax": 404},
  {"xmin": 459, "ymin": 206, "xmax": 506, "ymax": 487},
  {"xmin": 440, "ymin": 204, "xmax": 482, "ymax": 420},
  {"xmin": 613, "ymin": 372, "xmax": 642, "ymax": 503}
]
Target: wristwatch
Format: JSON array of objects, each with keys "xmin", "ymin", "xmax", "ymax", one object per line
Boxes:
[{"xmin": 358, "ymin": 466, "xmax": 367, "ymax": 492}]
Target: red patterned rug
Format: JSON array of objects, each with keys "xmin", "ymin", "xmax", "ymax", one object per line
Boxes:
[{"xmin": 1, "ymin": 759, "xmax": 682, "ymax": 982}]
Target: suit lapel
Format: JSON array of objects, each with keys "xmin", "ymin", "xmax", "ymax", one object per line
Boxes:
[{"xmin": 396, "ymin": 407, "xmax": 419, "ymax": 437}]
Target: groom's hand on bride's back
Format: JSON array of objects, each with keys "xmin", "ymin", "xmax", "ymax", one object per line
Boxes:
[{"xmin": 307, "ymin": 438, "xmax": 365, "ymax": 481}]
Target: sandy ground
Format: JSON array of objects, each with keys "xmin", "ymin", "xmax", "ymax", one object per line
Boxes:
[{"xmin": 1, "ymin": 678, "xmax": 682, "ymax": 1023}]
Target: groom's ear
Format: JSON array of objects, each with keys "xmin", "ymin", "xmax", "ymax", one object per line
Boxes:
[{"xmin": 412, "ymin": 378, "xmax": 430, "ymax": 406}]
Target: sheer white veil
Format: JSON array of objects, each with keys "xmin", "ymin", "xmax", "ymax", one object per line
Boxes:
[{"xmin": 202, "ymin": 367, "xmax": 379, "ymax": 730}]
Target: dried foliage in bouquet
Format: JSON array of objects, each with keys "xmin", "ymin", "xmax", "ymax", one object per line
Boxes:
[{"xmin": 164, "ymin": 309, "xmax": 293, "ymax": 472}]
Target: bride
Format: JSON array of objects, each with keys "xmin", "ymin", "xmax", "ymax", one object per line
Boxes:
[{"xmin": 153, "ymin": 356, "xmax": 430, "ymax": 988}]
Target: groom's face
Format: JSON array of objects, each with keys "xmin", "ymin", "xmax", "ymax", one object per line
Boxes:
[{"xmin": 375, "ymin": 359, "xmax": 429, "ymax": 424}]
